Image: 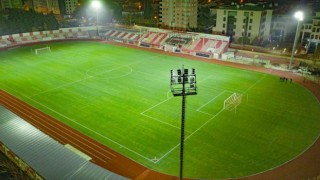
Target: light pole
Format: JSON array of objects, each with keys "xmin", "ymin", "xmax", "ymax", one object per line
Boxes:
[
  {"xmin": 91, "ymin": 0, "xmax": 101, "ymax": 36},
  {"xmin": 289, "ymin": 11, "xmax": 303, "ymax": 70},
  {"xmin": 170, "ymin": 66, "xmax": 197, "ymax": 180},
  {"xmin": 154, "ymin": 16, "xmax": 158, "ymax": 27}
]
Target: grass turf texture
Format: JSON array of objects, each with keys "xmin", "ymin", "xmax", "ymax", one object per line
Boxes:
[{"xmin": 0, "ymin": 41, "xmax": 320, "ymax": 179}]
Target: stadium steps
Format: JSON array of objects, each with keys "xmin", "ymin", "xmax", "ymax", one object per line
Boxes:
[
  {"xmin": 118, "ymin": 32, "xmax": 128, "ymax": 39},
  {"xmin": 109, "ymin": 31, "xmax": 118, "ymax": 37},
  {"xmin": 145, "ymin": 33, "xmax": 158, "ymax": 43},
  {"xmin": 105, "ymin": 30, "xmax": 114, "ymax": 36},
  {"xmin": 111, "ymin": 31, "xmax": 121, "ymax": 38},
  {"xmin": 192, "ymin": 38, "xmax": 208, "ymax": 51},
  {"xmin": 150, "ymin": 33, "xmax": 167, "ymax": 45},
  {"xmin": 138, "ymin": 33, "xmax": 149, "ymax": 42},
  {"xmin": 134, "ymin": 34, "xmax": 142, "ymax": 41},
  {"xmin": 123, "ymin": 32, "xmax": 133, "ymax": 40},
  {"xmin": 201, "ymin": 39, "xmax": 215, "ymax": 51},
  {"xmin": 127, "ymin": 33, "xmax": 136, "ymax": 40},
  {"xmin": 186, "ymin": 38, "xmax": 201, "ymax": 50},
  {"xmin": 214, "ymin": 41, "xmax": 228, "ymax": 54}
]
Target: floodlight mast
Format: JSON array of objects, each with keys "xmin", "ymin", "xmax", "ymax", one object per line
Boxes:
[
  {"xmin": 289, "ymin": 11, "xmax": 303, "ymax": 70},
  {"xmin": 170, "ymin": 66, "xmax": 197, "ymax": 180},
  {"xmin": 91, "ymin": 0, "xmax": 101, "ymax": 36}
]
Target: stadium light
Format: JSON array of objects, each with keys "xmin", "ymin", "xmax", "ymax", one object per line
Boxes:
[
  {"xmin": 170, "ymin": 66, "xmax": 197, "ymax": 180},
  {"xmin": 91, "ymin": 0, "xmax": 101, "ymax": 36},
  {"xmin": 289, "ymin": 11, "xmax": 303, "ymax": 70}
]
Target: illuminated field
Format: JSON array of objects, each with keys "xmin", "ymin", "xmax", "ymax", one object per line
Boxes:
[{"xmin": 0, "ymin": 41, "xmax": 319, "ymax": 179}]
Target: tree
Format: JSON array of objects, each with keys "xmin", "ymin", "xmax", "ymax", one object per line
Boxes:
[
  {"xmin": 44, "ymin": 12, "xmax": 59, "ymax": 30},
  {"xmin": 237, "ymin": 36, "xmax": 251, "ymax": 45},
  {"xmin": 0, "ymin": 8, "xmax": 59, "ymax": 35},
  {"xmin": 197, "ymin": 6, "xmax": 215, "ymax": 32}
]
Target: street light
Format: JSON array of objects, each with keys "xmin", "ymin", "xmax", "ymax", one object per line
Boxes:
[
  {"xmin": 170, "ymin": 66, "xmax": 197, "ymax": 180},
  {"xmin": 91, "ymin": 0, "xmax": 101, "ymax": 36},
  {"xmin": 154, "ymin": 16, "xmax": 158, "ymax": 27},
  {"xmin": 289, "ymin": 11, "xmax": 303, "ymax": 70}
]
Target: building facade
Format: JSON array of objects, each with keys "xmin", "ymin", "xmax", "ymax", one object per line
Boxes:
[
  {"xmin": 271, "ymin": 15, "xmax": 300, "ymax": 43},
  {"xmin": 304, "ymin": 12, "xmax": 320, "ymax": 53},
  {"xmin": 0, "ymin": 0, "xmax": 22, "ymax": 9},
  {"xmin": 33, "ymin": 0, "xmax": 60, "ymax": 14},
  {"xmin": 64, "ymin": 0, "xmax": 78, "ymax": 15},
  {"xmin": 160, "ymin": 0, "xmax": 198, "ymax": 31},
  {"xmin": 212, "ymin": 3, "xmax": 273, "ymax": 43}
]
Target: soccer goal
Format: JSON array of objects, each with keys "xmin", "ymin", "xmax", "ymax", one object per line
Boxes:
[
  {"xmin": 34, "ymin": 46, "xmax": 51, "ymax": 55},
  {"xmin": 224, "ymin": 93, "xmax": 242, "ymax": 112}
]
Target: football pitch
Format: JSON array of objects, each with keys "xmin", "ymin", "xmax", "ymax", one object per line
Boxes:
[{"xmin": 0, "ymin": 41, "xmax": 320, "ymax": 179}]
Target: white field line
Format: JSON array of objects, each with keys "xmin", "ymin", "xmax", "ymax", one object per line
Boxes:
[
  {"xmin": 140, "ymin": 74, "xmax": 214, "ymax": 115},
  {"xmin": 196, "ymin": 90, "xmax": 226, "ymax": 111},
  {"xmin": 196, "ymin": 110, "xmax": 214, "ymax": 116},
  {"xmin": 155, "ymin": 108, "xmax": 225, "ymax": 163},
  {"xmin": 242, "ymin": 74, "xmax": 267, "ymax": 94},
  {"xmin": 155, "ymin": 74, "xmax": 267, "ymax": 163},
  {"xmin": 140, "ymin": 98, "xmax": 172, "ymax": 115},
  {"xmin": 140, "ymin": 75, "xmax": 214, "ymax": 132},
  {"xmin": 4, "ymin": 85, "xmax": 154, "ymax": 162},
  {"xmin": 140, "ymin": 113, "xmax": 191, "ymax": 133},
  {"xmin": 30, "ymin": 60, "xmax": 145, "ymax": 98}
]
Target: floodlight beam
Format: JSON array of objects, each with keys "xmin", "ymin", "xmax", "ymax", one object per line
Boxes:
[
  {"xmin": 91, "ymin": 0, "xmax": 101, "ymax": 36},
  {"xmin": 289, "ymin": 11, "xmax": 304, "ymax": 70}
]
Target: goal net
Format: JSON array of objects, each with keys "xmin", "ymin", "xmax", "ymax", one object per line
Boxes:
[
  {"xmin": 34, "ymin": 46, "xmax": 51, "ymax": 55},
  {"xmin": 224, "ymin": 93, "xmax": 242, "ymax": 111}
]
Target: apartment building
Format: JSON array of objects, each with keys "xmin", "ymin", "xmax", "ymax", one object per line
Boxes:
[
  {"xmin": 212, "ymin": 3, "xmax": 273, "ymax": 43},
  {"xmin": 63, "ymin": 0, "xmax": 78, "ymax": 15},
  {"xmin": 305, "ymin": 12, "xmax": 320, "ymax": 53},
  {"xmin": 270, "ymin": 15, "xmax": 296, "ymax": 42},
  {"xmin": 160, "ymin": 0, "xmax": 198, "ymax": 31},
  {"xmin": 33, "ymin": 0, "xmax": 60, "ymax": 14}
]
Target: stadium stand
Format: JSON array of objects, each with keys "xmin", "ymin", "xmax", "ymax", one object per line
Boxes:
[{"xmin": 0, "ymin": 26, "xmax": 229, "ymax": 59}]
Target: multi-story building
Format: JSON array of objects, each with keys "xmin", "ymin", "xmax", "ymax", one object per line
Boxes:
[
  {"xmin": 270, "ymin": 14, "xmax": 303, "ymax": 43},
  {"xmin": 305, "ymin": 12, "xmax": 320, "ymax": 53},
  {"xmin": 0, "ymin": 0, "xmax": 22, "ymax": 9},
  {"xmin": 212, "ymin": 3, "xmax": 273, "ymax": 43},
  {"xmin": 60, "ymin": 0, "xmax": 78, "ymax": 15},
  {"xmin": 33, "ymin": 0, "xmax": 60, "ymax": 14},
  {"xmin": 160, "ymin": 0, "xmax": 198, "ymax": 31}
]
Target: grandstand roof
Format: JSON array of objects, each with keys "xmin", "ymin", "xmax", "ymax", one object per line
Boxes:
[{"xmin": 0, "ymin": 106, "xmax": 127, "ymax": 180}]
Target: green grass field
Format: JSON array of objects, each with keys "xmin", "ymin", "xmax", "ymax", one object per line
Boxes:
[{"xmin": 0, "ymin": 41, "xmax": 320, "ymax": 179}]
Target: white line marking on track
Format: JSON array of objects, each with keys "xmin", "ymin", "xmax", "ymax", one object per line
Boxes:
[{"xmin": 3, "ymin": 85, "xmax": 154, "ymax": 162}]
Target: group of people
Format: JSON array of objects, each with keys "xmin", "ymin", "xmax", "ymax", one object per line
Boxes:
[{"xmin": 280, "ymin": 77, "xmax": 292, "ymax": 83}]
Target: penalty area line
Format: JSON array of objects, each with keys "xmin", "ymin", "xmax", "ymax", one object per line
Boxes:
[
  {"xmin": 155, "ymin": 74, "xmax": 268, "ymax": 163},
  {"xmin": 155, "ymin": 108, "xmax": 225, "ymax": 164}
]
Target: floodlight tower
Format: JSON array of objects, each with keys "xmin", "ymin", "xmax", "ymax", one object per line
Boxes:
[
  {"xmin": 91, "ymin": 0, "xmax": 101, "ymax": 36},
  {"xmin": 289, "ymin": 11, "xmax": 303, "ymax": 70},
  {"xmin": 170, "ymin": 66, "xmax": 197, "ymax": 180}
]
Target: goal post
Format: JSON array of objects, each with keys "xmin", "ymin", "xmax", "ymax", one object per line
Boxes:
[
  {"xmin": 224, "ymin": 93, "xmax": 242, "ymax": 111},
  {"xmin": 34, "ymin": 46, "xmax": 51, "ymax": 55}
]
